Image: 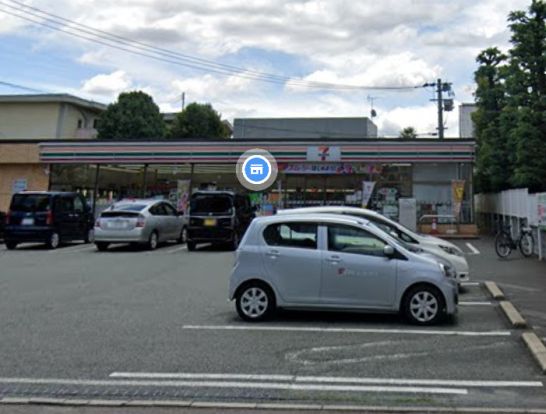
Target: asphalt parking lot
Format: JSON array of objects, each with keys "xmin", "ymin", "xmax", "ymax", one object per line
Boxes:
[{"xmin": 0, "ymin": 239, "xmax": 545, "ymax": 411}]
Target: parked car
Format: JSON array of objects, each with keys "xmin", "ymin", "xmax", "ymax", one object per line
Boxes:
[
  {"xmin": 229, "ymin": 213, "xmax": 458, "ymax": 325},
  {"xmin": 0, "ymin": 211, "xmax": 6, "ymax": 241},
  {"xmin": 4, "ymin": 191, "xmax": 94, "ymax": 250},
  {"xmin": 187, "ymin": 191, "xmax": 255, "ymax": 251},
  {"xmin": 94, "ymin": 199, "xmax": 187, "ymax": 251},
  {"xmin": 278, "ymin": 206, "xmax": 470, "ymax": 283}
]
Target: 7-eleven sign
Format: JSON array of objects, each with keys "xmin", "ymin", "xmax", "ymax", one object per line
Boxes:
[{"xmin": 306, "ymin": 146, "xmax": 341, "ymax": 162}]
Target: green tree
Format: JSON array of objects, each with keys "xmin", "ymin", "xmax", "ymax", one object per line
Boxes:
[
  {"xmin": 398, "ymin": 127, "xmax": 417, "ymax": 139},
  {"xmin": 507, "ymin": 0, "xmax": 546, "ymax": 191},
  {"xmin": 170, "ymin": 103, "xmax": 231, "ymax": 139},
  {"xmin": 97, "ymin": 91, "xmax": 166, "ymax": 139},
  {"xmin": 473, "ymin": 0, "xmax": 546, "ymax": 192},
  {"xmin": 472, "ymin": 47, "xmax": 509, "ymax": 192}
]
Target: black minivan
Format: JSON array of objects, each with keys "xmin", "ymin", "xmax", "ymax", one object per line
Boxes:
[
  {"xmin": 4, "ymin": 192, "xmax": 94, "ymax": 250},
  {"xmin": 187, "ymin": 191, "xmax": 255, "ymax": 251}
]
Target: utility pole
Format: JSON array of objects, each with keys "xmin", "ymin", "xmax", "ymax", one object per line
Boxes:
[
  {"xmin": 424, "ymin": 79, "xmax": 453, "ymax": 139},
  {"xmin": 181, "ymin": 92, "xmax": 185, "ymax": 111},
  {"xmin": 436, "ymin": 78, "xmax": 444, "ymax": 140}
]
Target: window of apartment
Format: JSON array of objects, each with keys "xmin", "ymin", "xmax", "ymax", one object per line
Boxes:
[
  {"xmin": 93, "ymin": 119, "xmax": 98, "ymax": 129},
  {"xmin": 77, "ymin": 119, "xmax": 83, "ymax": 128}
]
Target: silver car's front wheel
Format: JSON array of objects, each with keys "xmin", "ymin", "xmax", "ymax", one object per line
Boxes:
[
  {"xmin": 236, "ymin": 284, "xmax": 275, "ymax": 321},
  {"xmin": 404, "ymin": 286, "xmax": 444, "ymax": 325}
]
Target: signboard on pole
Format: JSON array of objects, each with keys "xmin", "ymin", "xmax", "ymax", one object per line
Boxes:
[
  {"xmin": 361, "ymin": 181, "xmax": 376, "ymax": 208},
  {"xmin": 452, "ymin": 180, "xmax": 465, "ymax": 219},
  {"xmin": 176, "ymin": 179, "xmax": 191, "ymax": 215}
]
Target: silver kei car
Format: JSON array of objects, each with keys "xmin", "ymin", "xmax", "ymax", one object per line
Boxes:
[
  {"xmin": 229, "ymin": 213, "xmax": 458, "ymax": 325},
  {"xmin": 94, "ymin": 199, "xmax": 187, "ymax": 251}
]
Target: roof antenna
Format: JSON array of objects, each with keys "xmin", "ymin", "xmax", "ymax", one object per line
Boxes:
[{"xmin": 367, "ymin": 95, "xmax": 379, "ymax": 118}]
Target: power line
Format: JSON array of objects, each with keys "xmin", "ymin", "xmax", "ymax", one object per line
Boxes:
[
  {"xmin": 0, "ymin": 0, "xmax": 426, "ymax": 92},
  {"xmin": 0, "ymin": 80, "xmax": 46, "ymax": 93}
]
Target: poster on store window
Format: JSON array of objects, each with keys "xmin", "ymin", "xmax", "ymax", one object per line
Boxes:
[
  {"xmin": 361, "ymin": 181, "xmax": 375, "ymax": 208},
  {"xmin": 176, "ymin": 179, "xmax": 191, "ymax": 215},
  {"xmin": 451, "ymin": 180, "xmax": 465, "ymax": 219},
  {"xmin": 12, "ymin": 178, "xmax": 27, "ymax": 194}
]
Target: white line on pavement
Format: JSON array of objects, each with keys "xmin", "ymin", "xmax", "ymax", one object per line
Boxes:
[
  {"xmin": 0, "ymin": 377, "xmax": 466, "ymax": 395},
  {"xmin": 49, "ymin": 244, "xmax": 94, "ymax": 254},
  {"xmin": 167, "ymin": 245, "xmax": 187, "ymax": 254},
  {"xmin": 459, "ymin": 301, "xmax": 493, "ymax": 306},
  {"xmin": 466, "ymin": 242, "xmax": 480, "ymax": 255},
  {"xmin": 181, "ymin": 325, "xmax": 512, "ymax": 337},
  {"xmin": 460, "ymin": 282, "xmax": 481, "ymax": 287},
  {"xmin": 111, "ymin": 373, "xmax": 293, "ymax": 381},
  {"xmin": 109, "ymin": 372, "xmax": 542, "ymax": 388}
]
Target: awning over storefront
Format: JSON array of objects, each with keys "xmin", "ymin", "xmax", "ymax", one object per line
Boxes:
[{"xmin": 39, "ymin": 139, "xmax": 475, "ymax": 164}]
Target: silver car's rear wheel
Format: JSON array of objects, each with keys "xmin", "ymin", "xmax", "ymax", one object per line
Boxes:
[
  {"xmin": 148, "ymin": 231, "xmax": 159, "ymax": 250},
  {"xmin": 236, "ymin": 283, "xmax": 275, "ymax": 321},
  {"xmin": 404, "ymin": 286, "xmax": 445, "ymax": 325}
]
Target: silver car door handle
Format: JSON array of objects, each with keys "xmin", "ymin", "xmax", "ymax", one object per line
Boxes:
[
  {"xmin": 326, "ymin": 255, "xmax": 341, "ymax": 264},
  {"xmin": 267, "ymin": 249, "xmax": 280, "ymax": 258}
]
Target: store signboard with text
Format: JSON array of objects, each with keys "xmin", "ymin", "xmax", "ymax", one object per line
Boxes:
[{"xmin": 280, "ymin": 163, "xmax": 382, "ymax": 175}]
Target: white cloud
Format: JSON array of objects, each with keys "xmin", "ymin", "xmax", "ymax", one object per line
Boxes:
[
  {"xmin": 1, "ymin": 0, "xmax": 532, "ymax": 136},
  {"xmin": 81, "ymin": 70, "xmax": 132, "ymax": 96}
]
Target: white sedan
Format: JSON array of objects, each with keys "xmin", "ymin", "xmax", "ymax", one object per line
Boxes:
[{"xmin": 278, "ymin": 206, "xmax": 470, "ymax": 283}]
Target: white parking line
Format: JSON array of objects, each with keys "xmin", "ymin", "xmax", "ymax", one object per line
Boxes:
[
  {"xmin": 167, "ymin": 245, "xmax": 187, "ymax": 254},
  {"xmin": 49, "ymin": 244, "xmax": 94, "ymax": 254},
  {"xmin": 0, "ymin": 377, "xmax": 467, "ymax": 395},
  {"xmin": 466, "ymin": 242, "xmax": 480, "ymax": 255},
  {"xmin": 459, "ymin": 301, "xmax": 493, "ymax": 306},
  {"xmin": 110, "ymin": 372, "xmax": 542, "ymax": 388},
  {"xmin": 460, "ymin": 282, "xmax": 481, "ymax": 287},
  {"xmin": 182, "ymin": 325, "xmax": 511, "ymax": 337}
]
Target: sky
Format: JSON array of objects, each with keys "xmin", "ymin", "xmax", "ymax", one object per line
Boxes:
[{"xmin": 0, "ymin": 0, "xmax": 532, "ymax": 137}]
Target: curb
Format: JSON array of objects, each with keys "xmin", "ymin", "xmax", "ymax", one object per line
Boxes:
[
  {"xmin": 484, "ymin": 281, "xmax": 505, "ymax": 300},
  {"xmin": 499, "ymin": 301, "xmax": 527, "ymax": 328},
  {"xmin": 522, "ymin": 332, "xmax": 546, "ymax": 374},
  {"xmin": 2, "ymin": 398, "xmax": 546, "ymax": 413}
]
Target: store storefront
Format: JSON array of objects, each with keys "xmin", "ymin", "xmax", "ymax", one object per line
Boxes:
[{"xmin": 36, "ymin": 139, "xmax": 475, "ymax": 229}]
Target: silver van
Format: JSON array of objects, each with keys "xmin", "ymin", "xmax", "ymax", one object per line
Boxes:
[{"xmin": 229, "ymin": 214, "xmax": 458, "ymax": 325}]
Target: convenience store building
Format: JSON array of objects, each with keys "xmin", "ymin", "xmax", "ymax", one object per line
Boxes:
[{"xmin": 0, "ymin": 138, "xmax": 475, "ymax": 233}]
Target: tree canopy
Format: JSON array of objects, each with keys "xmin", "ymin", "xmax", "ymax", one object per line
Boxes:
[
  {"xmin": 169, "ymin": 103, "xmax": 231, "ymax": 139},
  {"xmin": 97, "ymin": 91, "xmax": 166, "ymax": 140},
  {"xmin": 398, "ymin": 127, "xmax": 417, "ymax": 139},
  {"xmin": 473, "ymin": 0, "xmax": 546, "ymax": 193}
]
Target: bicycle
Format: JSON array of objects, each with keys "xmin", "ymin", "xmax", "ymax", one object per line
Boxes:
[{"xmin": 494, "ymin": 224, "xmax": 534, "ymax": 258}]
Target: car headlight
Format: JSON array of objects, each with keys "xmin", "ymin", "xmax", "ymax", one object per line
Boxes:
[
  {"xmin": 439, "ymin": 245, "xmax": 464, "ymax": 257},
  {"xmin": 438, "ymin": 263, "xmax": 454, "ymax": 278}
]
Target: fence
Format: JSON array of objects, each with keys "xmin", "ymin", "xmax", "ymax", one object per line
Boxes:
[{"xmin": 474, "ymin": 188, "xmax": 546, "ymax": 260}]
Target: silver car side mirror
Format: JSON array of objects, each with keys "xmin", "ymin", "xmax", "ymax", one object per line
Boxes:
[{"xmin": 384, "ymin": 245, "xmax": 395, "ymax": 257}]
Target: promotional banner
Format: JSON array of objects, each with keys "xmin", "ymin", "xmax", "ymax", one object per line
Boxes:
[
  {"xmin": 280, "ymin": 163, "xmax": 382, "ymax": 175},
  {"xmin": 176, "ymin": 179, "xmax": 191, "ymax": 214},
  {"xmin": 361, "ymin": 181, "xmax": 376, "ymax": 208},
  {"xmin": 451, "ymin": 180, "xmax": 465, "ymax": 218}
]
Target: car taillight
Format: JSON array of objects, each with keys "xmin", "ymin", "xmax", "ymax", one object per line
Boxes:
[
  {"xmin": 136, "ymin": 215, "xmax": 146, "ymax": 227},
  {"xmin": 46, "ymin": 210, "xmax": 53, "ymax": 225},
  {"xmin": 5, "ymin": 210, "xmax": 11, "ymax": 225},
  {"xmin": 95, "ymin": 218, "xmax": 101, "ymax": 228}
]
